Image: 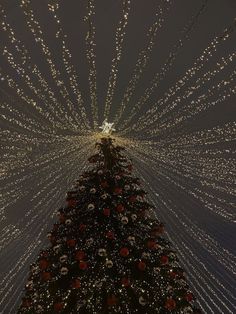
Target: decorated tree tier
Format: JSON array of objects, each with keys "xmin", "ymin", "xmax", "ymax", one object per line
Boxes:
[{"xmin": 18, "ymin": 137, "xmax": 201, "ymax": 313}]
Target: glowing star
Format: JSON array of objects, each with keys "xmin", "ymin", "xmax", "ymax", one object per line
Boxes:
[{"xmin": 99, "ymin": 119, "xmax": 116, "ymax": 134}]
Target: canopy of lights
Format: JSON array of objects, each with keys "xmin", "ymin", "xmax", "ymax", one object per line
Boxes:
[{"xmin": 0, "ymin": 0, "xmax": 235, "ymax": 313}]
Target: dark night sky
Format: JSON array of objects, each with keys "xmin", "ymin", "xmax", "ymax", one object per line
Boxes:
[{"xmin": 0, "ymin": 0, "xmax": 236, "ymax": 313}]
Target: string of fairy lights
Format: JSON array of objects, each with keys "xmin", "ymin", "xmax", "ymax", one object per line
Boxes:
[{"xmin": 0, "ymin": 0, "xmax": 235, "ymax": 313}]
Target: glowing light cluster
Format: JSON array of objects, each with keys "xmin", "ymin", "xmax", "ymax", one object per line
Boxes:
[{"xmin": 0, "ymin": 1, "xmax": 235, "ymax": 313}]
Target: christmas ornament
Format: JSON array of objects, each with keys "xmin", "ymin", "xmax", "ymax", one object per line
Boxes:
[
  {"xmin": 71, "ymin": 278, "xmax": 81, "ymax": 289},
  {"xmin": 101, "ymin": 193, "xmax": 108, "ymax": 199},
  {"xmin": 137, "ymin": 195, "xmax": 143, "ymax": 202},
  {"xmin": 59, "ymin": 214, "xmax": 66, "ymax": 223},
  {"xmin": 151, "ymin": 223, "xmax": 165, "ymax": 236},
  {"xmin": 147, "ymin": 239, "xmax": 157, "ymax": 250},
  {"xmin": 114, "ymin": 187, "xmax": 122, "ymax": 195},
  {"xmin": 127, "ymin": 235, "xmax": 135, "ymax": 245},
  {"xmin": 165, "ymin": 298, "xmax": 176, "ymax": 310},
  {"xmin": 142, "ymin": 252, "xmax": 150, "ymax": 259},
  {"xmin": 121, "ymin": 216, "xmax": 129, "ymax": 224},
  {"xmin": 59, "ymin": 255, "xmax": 68, "ymax": 263},
  {"xmin": 124, "ymin": 184, "xmax": 130, "ymax": 191},
  {"xmin": 121, "ymin": 277, "xmax": 130, "ymax": 287},
  {"xmin": 127, "ymin": 164, "xmax": 133, "ymax": 172},
  {"xmin": 75, "ymin": 250, "xmax": 86, "ymax": 261},
  {"xmin": 21, "ymin": 299, "xmax": 31, "ymax": 308},
  {"xmin": 131, "ymin": 214, "xmax": 137, "ymax": 221},
  {"xmin": 67, "ymin": 198, "xmax": 77, "ymax": 207},
  {"xmin": 39, "ymin": 259, "xmax": 49, "ymax": 270},
  {"xmin": 185, "ymin": 292, "xmax": 194, "ymax": 302},
  {"xmin": 53, "ymin": 244, "xmax": 61, "ymax": 253},
  {"xmin": 79, "ymin": 261, "xmax": 88, "ymax": 270},
  {"xmin": 41, "ymin": 271, "xmax": 51, "ymax": 281},
  {"xmin": 137, "ymin": 261, "xmax": 146, "ymax": 271},
  {"xmin": 86, "ymin": 238, "xmax": 94, "ymax": 246},
  {"xmin": 139, "ymin": 296, "xmax": 147, "ymax": 306},
  {"xmin": 53, "ymin": 302, "xmax": 64, "ymax": 312},
  {"xmin": 153, "ymin": 267, "xmax": 160, "ymax": 274},
  {"xmin": 79, "ymin": 223, "xmax": 86, "ymax": 232},
  {"xmin": 88, "ymin": 203, "xmax": 95, "ymax": 210},
  {"xmin": 106, "ymin": 230, "xmax": 115, "ymax": 239},
  {"xmin": 67, "ymin": 239, "xmax": 76, "ymax": 247},
  {"xmin": 103, "ymin": 208, "xmax": 111, "ymax": 216},
  {"xmin": 120, "ymin": 247, "xmax": 129, "ymax": 257},
  {"xmin": 107, "ymin": 295, "xmax": 118, "ymax": 306},
  {"xmin": 105, "ymin": 260, "xmax": 113, "ymax": 268},
  {"xmin": 65, "ymin": 219, "xmax": 72, "ymax": 225},
  {"xmin": 116, "ymin": 204, "xmax": 125, "ymax": 213},
  {"xmin": 98, "ymin": 248, "xmax": 107, "ymax": 256},
  {"xmin": 60, "ymin": 267, "xmax": 68, "ymax": 275},
  {"xmin": 101, "ymin": 181, "xmax": 109, "ymax": 188},
  {"xmin": 160, "ymin": 255, "xmax": 169, "ymax": 265}
]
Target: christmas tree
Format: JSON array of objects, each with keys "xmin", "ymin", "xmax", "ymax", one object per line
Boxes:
[{"xmin": 18, "ymin": 137, "xmax": 201, "ymax": 313}]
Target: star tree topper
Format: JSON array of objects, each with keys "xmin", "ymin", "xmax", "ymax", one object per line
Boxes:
[{"xmin": 99, "ymin": 119, "xmax": 116, "ymax": 135}]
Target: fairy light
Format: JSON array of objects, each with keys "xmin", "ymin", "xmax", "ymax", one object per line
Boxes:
[
  {"xmin": 0, "ymin": 1, "xmax": 235, "ymax": 313},
  {"xmin": 85, "ymin": 0, "xmax": 98, "ymax": 128},
  {"xmin": 47, "ymin": 1, "xmax": 91, "ymax": 129},
  {"xmin": 113, "ymin": 0, "xmax": 173, "ymax": 125},
  {"xmin": 104, "ymin": 0, "xmax": 131, "ymax": 120}
]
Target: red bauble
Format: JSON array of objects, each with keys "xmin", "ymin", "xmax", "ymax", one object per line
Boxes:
[
  {"xmin": 41, "ymin": 250, "xmax": 49, "ymax": 257},
  {"xmin": 151, "ymin": 223, "xmax": 165, "ymax": 236},
  {"xmin": 101, "ymin": 181, "xmax": 109, "ymax": 188},
  {"xmin": 75, "ymin": 250, "xmax": 85, "ymax": 261},
  {"xmin": 121, "ymin": 277, "xmax": 130, "ymax": 287},
  {"xmin": 79, "ymin": 261, "xmax": 88, "ymax": 270},
  {"xmin": 22, "ymin": 298, "xmax": 31, "ymax": 308},
  {"xmin": 116, "ymin": 204, "xmax": 125, "ymax": 213},
  {"xmin": 185, "ymin": 292, "xmax": 193, "ymax": 302},
  {"xmin": 53, "ymin": 223, "xmax": 59, "ymax": 231},
  {"xmin": 147, "ymin": 239, "xmax": 156, "ymax": 250},
  {"xmin": 128, "ymin": 195, "xmax": 137, "ymax": 203},
  {"xmin": 120, "ymin": 247, "xmax": 129, "ymax": 257},
  {"xmin": 103, "ymin": 208, "xmax": 111, "ymax": 216},
  {"xmin": 79, "ymin": 224, "xmax": 86, "ymax": 232},
  {"xmin": 106, "ymin": 231, "xmax": 115, "ymax": 239},
  {"xmin": 67, "ymin": 198, "xmax": 77, "ymax": 208},
  {"xmin": 160, "ymin": 255, "xmax": 169, "ymax": 265},
  {"xmin": 41, "ymin": 271, "xmax": 51, "ymax": 281},
  {"xmin": 137, "ymin": 261, "xmax": 146, "ymax": 271},
  {"xmin": 59, "ymin": 214, "xmax": 66, "ymax": 223},
  {"xmin": 164, "ymin": 298, "xmax": 176, "ymax": 311},
  {"xmin": 49, "ymin": 236, "xmax": 56, "ymax": 244},
  {"xmin": 169, "ymin": 271, "xmax": 177, "ymax": 279},
  {"xmin": 107, "ymin": 295, "xmax": 118, "ymax": 306},
  {"xmin": 39, "ymin": 259, "xmax": 49, "ymax": 270},
  {"xmin": 54, "ymin": 302, "xmax": 64, "ymax": 312},
  {"xmin": 127, "ymin": 164, "xmax": 133, "ymax": 171},
  {"xmin": 67, "ymin": 239, "xmax": 76, "ymax": 247},
  {"xmin": 114, "ymin": 187, "xmax": 122, "ymax": 195},
  {"xmin": 71, "ymin": 278, "xmax": 81, "ymax": 289}
]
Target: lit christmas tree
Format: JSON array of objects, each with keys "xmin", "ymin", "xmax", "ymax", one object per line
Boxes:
[{"xmin": 18, "ymin": 137, "xmax": 201, "ymax": 313}]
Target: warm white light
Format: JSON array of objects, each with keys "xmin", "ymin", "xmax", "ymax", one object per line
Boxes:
[{"xmin": 99, "ymin": 119, "xmax": 116, "ymax": 134}]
